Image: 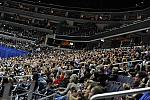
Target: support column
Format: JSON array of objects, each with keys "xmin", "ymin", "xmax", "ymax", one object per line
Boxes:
[
  {"xmin": 32, "ymin": 18, "xmax": 35, "ymax": 24},
  {"xmin": 1, "ymin": 12, "xmax": 4, "ymax": 19},
  {"xmin": 35, "ymin": 7, "xmax": 38, "ymax": 12},
  {"xmin": 2, "ymin": 83, "xmax": 12, "ymax": 100},
  {"xmin": 27, "ymin": 81, "xmax": 35, "ymax": 100},
  {"xmin": 44, "ymin": 35, "xmax": 48, "ymax": 45}
]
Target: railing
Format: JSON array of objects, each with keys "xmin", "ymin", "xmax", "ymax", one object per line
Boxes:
[
  {"xmin": 90, "ymin": 87, "xmax": 150, "ymax": 100},
  {"xmin": 1, "ymin": 2, "xmax": 145, "ymax": 25},
  {"xmin": 10, "ymin": 0, "xmax": 150, "ymax": 13},
  {"xmin": 55, "ymin": 18, "xmax": 150, "ymax": 42},
  {"xmin": 0, "ymin": 75, "xmax": 33, "ymax": 79},
  {"xmin": 6, "ymin": 0, "xmax": 150, "ymax": 19},
  {"xmin": 38, "ymin": 93, "xmax": 56, "ymax": 100},
  {"xmin": 0, "ymin": 5, "xmax": 117, "ymax": 24},
  {"xmin": 0, "ymin": 81, "xmax": 35, "ymax": 100},
  {"xmin": 0, "ymin": 81, "xmax": 56, "ymax": 100},
  {"xmin": 0, "ymin": 30, "xmax": 35, "ymax": 43},
  {"xmin": 0, "ymin": 77, "xmax": 149, "ymax": 100},
  {"xmin": 10, "ymin": 82, "xmax": 35, "ymax": 100},
  {"xmin": 0, "ymin": 19, "xmax": 52, "ymax": 34},
  {"xmin": 105, "ymin": 60, "xmax": 142, "ymax": 66}
]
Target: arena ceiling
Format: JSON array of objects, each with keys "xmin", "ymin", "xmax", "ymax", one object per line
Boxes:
[{"xmin": 19, "ymin": 0, "xmax": 150, "ymax": 11}]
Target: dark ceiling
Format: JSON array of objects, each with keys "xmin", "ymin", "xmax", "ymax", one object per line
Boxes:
[{"xmin": 15, "ymin": 0, "xmax": 150, "ymax": 11}]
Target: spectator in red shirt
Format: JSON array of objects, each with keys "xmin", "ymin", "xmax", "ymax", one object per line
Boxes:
[{"xmin": 53, "ymin": 72, "xmax": 65, "ymax": 85}]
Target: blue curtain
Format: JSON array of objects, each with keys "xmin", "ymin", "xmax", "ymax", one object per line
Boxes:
[{"xmin": 0, "ymin": 45, "xmax": 30, "ymax": 58}]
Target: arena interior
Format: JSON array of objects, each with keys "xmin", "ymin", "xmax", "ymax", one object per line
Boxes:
[{"xmin": 0, "ymin": 0, "xmax": 150, "ymax": 100}]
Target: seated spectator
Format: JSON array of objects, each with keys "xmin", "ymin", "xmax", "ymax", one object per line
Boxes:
[
  {"xmin": 67, "ymin": 86, "xmax": 78, "ymax": 100},
  {"xmin": 40, "ymin": 80, "xmax": 55, "ymax": 95},
  {"xmin": 53, "ymin": 71, "xmax": 65, "ymax": 86},
  {"xmin": 59, "ymin": 71, "xmax": 70, "ymax": 88},
  {"xmin": 58, "ymin": 74, "xmax": 78, "ymax": 95},
  {"xmin": 109, "ymin": 67, "xmax": 119, "ymax": 81},
  {"xmin": 88, "ymin": 86, "xmax": 105, "ymax": 100},
  {"xmin": 83, "ymin": 81, "xmax": 98, "ymax": 100}
]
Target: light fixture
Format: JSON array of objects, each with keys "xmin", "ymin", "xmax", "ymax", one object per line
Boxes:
[
  {"xmin": 99, "ymin": 16, "xmax": 103, "ymax": 19},
  {"xmin": 146, "ymin": 29, "xmax": 149, "ymax": 33},
  {"xmin": 101, "ymin": 38, "xmax": 104, "ymax": 42},
  {"xmin": 70, "ymin": 42, "xmax": 73, "ymax": 46}
]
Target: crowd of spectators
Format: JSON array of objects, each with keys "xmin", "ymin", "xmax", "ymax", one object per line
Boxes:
[
  {"xmin": 0, "ymin": 37, "xmax": 150, "ymax": 99},
  {"xmin": 0, "ymin": 1, "xmax": 150, "ymax": 99}
]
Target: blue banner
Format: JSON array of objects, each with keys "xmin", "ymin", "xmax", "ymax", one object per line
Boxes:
[{"xmin": 0, "ymin": 45, "xmax": 30, "ymax": 58}]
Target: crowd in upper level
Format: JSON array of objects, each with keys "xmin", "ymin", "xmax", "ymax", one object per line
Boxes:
[
  {"xmin": 0, "ymin": 12, "xmax": 125, "ymax": 36},
  {"xmin": 0, "ymin": 0, "xmax": 149, "ymax": 37},
  {"xmin": 0, "ymin": 23, "xmax": 47, "ymax": 42},
  {"xmin": 3, "ymin": 0, "xmax": 148, "ymax": 21}
]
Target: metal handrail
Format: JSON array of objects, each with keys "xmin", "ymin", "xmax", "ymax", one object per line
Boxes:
[
  {"xmin": 109, "ymin": 60, "xmax": 142, "ymax": 66},
  {"xmin": 0, "ymin": 75, "xmax": 33, "ymax": 78},
  {"xmin": 38, "ymin": 93, "xmax": 56, "ymax": 100},
  {"xmin": 90, "ymin": 87, "xmax": 150, "ymax": 100}
]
